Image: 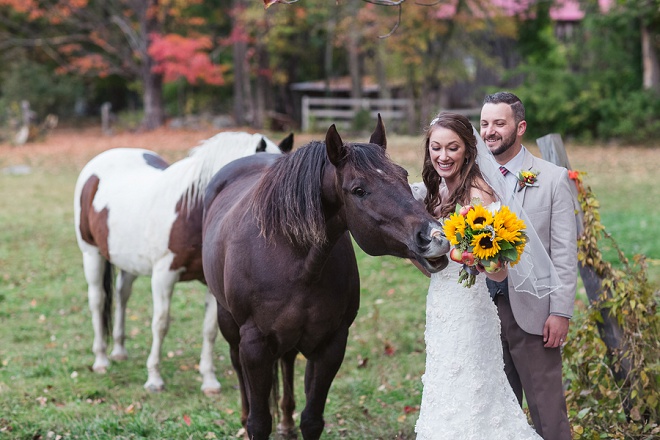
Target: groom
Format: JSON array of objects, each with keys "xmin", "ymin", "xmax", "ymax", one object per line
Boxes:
[{"xmin": 480, "ymin": 91, "xmax": 577, "ymax": 440}]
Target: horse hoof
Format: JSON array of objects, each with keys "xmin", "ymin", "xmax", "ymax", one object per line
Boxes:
[
  {"xmin": 276, "ymin": 423, "xmax": 298, "ymax": 439},
  {"xmin": 144, "ymin": 383, "xmax": 165, "ymax": 393},
  {"xmin": 92, "ymin": 366, "xmax": 108, "ymax": 374},
  {"xmin": 109, "ymin": 353, "xmax": 128, "ymax": 361},
  {"xmin": 202, "ymin": 385, "xmax": 221, "ymax": 396}
]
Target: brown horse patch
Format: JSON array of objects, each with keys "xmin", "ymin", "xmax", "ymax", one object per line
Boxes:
[{"xmin": 78, "ymin": 175, "xmax": 110, "ymax": 260}]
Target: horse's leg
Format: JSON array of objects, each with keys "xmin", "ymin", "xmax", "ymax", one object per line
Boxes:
[
  {"xmin": 199, "ymin": 290, "xmax": 221, "ymax": 395},
  {"xmin": 277, "ymin": 349, "xmax": 298, "ymax": 439},
  {"xmin": 300, "ymin": 327, "xmax": 349, "ymax": 440},
  {"xmin": 144, "ymin": 265, "xmax": 179, "ymax": 392},
  {"xmin": 83, "ymin": 251, "xmax": 111, "ymax": 373},
  {"xmin": 110, "ymin": 270, "xmax": 136, "ymax": 361},
  {"xmin": 217, "ymin": 306, "xmax": 249, "ymax": 435},
  {"xmin": 240, "ymin": 321, "xmax": 276, "ymax": 440}
]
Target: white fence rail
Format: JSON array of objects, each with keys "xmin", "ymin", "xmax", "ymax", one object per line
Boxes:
[{"xmin": 301, "ymin": 96, "xmax": 413, "ymax": 132}]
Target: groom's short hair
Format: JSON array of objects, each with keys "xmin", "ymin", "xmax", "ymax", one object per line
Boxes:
[{"xmin": 483, "ymin": 92, "xmax": 525, "ymax": 125}]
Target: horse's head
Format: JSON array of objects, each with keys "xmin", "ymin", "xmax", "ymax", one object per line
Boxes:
[{"xmin": 324, "ymin": 116, "xmax": 450, "ymax": 273}]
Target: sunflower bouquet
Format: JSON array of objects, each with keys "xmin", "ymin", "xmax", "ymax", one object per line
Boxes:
[{"xmin": 442, "ymin": 199, "xmax": 528, "ymax": 288}]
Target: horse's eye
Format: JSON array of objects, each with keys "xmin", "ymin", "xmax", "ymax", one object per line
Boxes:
[{"xmin": 352, "ymin": 187, "xmax": 367, "ymax": 198}]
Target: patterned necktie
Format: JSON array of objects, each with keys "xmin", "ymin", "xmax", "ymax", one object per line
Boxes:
[{"xmin": 499, "ymin": 166, "xmax": 509, "ymax": 176}]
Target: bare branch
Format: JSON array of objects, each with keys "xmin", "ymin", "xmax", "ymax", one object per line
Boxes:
[
  {"xmin": 378, "ymin": 4, "xmax": 402, "ymax": 39},
  {"xmin": 414, "ymin": 0, "xmax": 444, "ymax": 5},
  {"xmin": 110, "ymin": 15, "xmax": 144, "ymax": 55},
  {"xmin": 361, "ymin": 0, "xmax": 406, "ymax": 5}
]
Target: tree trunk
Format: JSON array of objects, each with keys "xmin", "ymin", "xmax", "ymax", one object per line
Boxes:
[
  {"xmin": 641, "ymin": 24, "xmax": 660, "ymax": 92},
  {"xmin": 232, "ymin": 0, "xmax": 248, "ymax": 126},
  {"xmin": 142, "ymin": 68, "xmax": 164, "ymax": 130},
  {"xmin": 139, "ymin": 0, "xmax": 165, "ymax": 130},
  {"xmin": 253, "ymin": 35, "xmax": 270, "ymax": 129},
  {"xmin": 323, "ymin": 8, "xmax": 337, "ymax": 96},
  {"xmin": 347, "ymin": 1, "xmax": 362, "ymax": 106}
]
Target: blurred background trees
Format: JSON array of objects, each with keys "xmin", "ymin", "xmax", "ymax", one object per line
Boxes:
[{"xmin": 0, "ymin": 0, "xmax": 657, "ymax": 142}]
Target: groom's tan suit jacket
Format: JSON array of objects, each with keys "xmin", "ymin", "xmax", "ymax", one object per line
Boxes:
[{"xmin": 507, "ymin": 149, "xmax": 578, "ymax": 336}]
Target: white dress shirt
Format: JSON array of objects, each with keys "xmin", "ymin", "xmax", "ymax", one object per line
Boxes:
[{"xmin": 500, "ymin": 146, "xmax": 527, "ymax": 195}]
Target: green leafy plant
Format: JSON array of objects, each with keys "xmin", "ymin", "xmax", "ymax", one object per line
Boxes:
[{"xmin": 563, "ymin": 171, "xmax": 660, "ymax": 439}]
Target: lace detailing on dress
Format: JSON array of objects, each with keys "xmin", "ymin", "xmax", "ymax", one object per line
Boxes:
[{"xmin": 415, "ymin": 261, "xmax": 541, "ymax": 440}]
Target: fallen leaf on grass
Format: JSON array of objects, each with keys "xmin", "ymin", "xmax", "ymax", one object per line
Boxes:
[
  {"xmin": 183, "ymin": 414, "xmax": 191, "ymax": 426},
  {"xmin": 403, "ymin": 405, "xmax": 418, "ymax": 414}
]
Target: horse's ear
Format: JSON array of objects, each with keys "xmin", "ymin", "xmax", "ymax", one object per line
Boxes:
[
  {"xmin": 256, "ymin": 137, "xmax": 268, "ymax": 153},
  {"xmin": 326, "ymin": 124, "xmax": 345, "ymax": 166},
  {"xmin": 278, "ymin": 133, "xmax": 294, "ymax": 153},
  {"xmin": 369, "ymin": 113, "xmax": 387, "ymax": 150}
]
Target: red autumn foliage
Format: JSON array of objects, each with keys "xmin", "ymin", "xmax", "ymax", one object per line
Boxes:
[{"xmin": 148, "ymin": 33, "xmax": 227, "ymax": 86}]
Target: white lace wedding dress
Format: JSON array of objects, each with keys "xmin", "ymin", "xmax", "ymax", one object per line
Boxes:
[{"xmin": 415, "ymin": 259, "xmax": 541, "ymax": 440}]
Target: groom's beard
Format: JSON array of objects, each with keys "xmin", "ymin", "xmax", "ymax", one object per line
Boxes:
[{"xmin": 486, "ymin": 129, "xmax": 517, "ymax": 157}]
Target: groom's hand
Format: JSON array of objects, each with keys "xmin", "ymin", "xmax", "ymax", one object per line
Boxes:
[{"xmin": 543, "ymin": 315, "xmax": 569, "ymax": 348}]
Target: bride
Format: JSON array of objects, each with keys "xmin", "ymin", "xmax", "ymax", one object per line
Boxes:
[{"xmin": 411, "ymin": 112, "xmax": 542, "ymax": 439}]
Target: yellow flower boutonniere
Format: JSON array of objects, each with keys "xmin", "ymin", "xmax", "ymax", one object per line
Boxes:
[{"xmin": 516, "ymin": 170, "xmax": 540, "ymax": 192}]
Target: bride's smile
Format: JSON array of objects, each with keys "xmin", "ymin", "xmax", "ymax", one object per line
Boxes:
[{"xmin": 428, "ymin": 126, "xmax": 466, "ymax": 186}]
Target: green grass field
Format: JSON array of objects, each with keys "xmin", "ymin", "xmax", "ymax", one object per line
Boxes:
[{"xmin": 0, "ymin": 132, "xmax": 658, "ymax": 439}]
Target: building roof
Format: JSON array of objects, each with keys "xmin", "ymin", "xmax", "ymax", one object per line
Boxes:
[{"xmin": 433, "ymin": 0, "xmax": 612, "ymax": 21}]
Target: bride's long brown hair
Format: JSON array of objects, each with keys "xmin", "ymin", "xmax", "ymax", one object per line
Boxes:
[{"xmin": 422, "ymin": 112, "xmax": 493, "ymax": 219}]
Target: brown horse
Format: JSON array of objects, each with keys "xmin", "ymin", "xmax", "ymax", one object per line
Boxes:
[{"xmin": 202, "ymin": 117, "xmax": 449, "ymax": 440}]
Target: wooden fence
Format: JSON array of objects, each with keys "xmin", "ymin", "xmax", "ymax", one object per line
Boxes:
[{"xmin": 301, "ymin": 96, "xmax": 413, "ymax": 132}]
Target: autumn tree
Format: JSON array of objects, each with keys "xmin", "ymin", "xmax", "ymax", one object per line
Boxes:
[
  {"xmin": 0, "ymin": 0, "xmax": 227, "ymax": 130},
  {"xmin": 225, "ymin": 0, "xmax": 336, "ymax": 128}
]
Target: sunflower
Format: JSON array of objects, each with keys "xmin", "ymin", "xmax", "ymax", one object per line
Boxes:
[
  {"xmin": 471, "ymin": 231, "xmax": 501, "ymax": 259},
  {"xmin": 493, "ymin": 205, "xmax": 526, "ymax": 235},
  {"xmin": 494, "ymin": 226, "xmax": 522, "ymax": 243},
  {"xmin": 442, "ymin": 212, "xmax": 467, "ymax": 246},
  {"xmin": 466, "ymin": 204, "xmax": 493, "ymax": 230}
]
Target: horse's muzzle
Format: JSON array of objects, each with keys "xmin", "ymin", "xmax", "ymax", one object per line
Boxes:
[{"xmin": 415, "ymin": 223, "xmax": 450, "ymax": 273}]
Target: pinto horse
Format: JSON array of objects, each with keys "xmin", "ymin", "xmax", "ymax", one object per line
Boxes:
[
  {"xmin": 74, "ymin": 131, "xmax": 293, "ymax": 394},
  {"xmin": 202, "ymin": 117, "xmax": 450, "ymax": 439}
]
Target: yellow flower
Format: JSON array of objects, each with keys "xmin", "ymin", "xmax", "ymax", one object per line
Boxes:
[
  {"xmin": 494, "ymin": 205, "xmax": 526, "ymax": 235},
  {"xmin": 471, "ymin": 231, "xmax": 501, "ymax": 259},
  {"xmin": 466, "ymin": 204, "xmax": 493, "ymax": 230},
  {"xmin": 495, "ymin": 226, "xmax": 522, "ymax": 243},
  {"xmin": 442, "ymin": 212, "xmax": 466, "ymax": 246}
]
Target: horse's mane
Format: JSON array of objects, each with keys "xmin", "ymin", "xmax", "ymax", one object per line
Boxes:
[
  {"xmin": 250, "ymin": 139, "xmax": 401, "ymax": 248},
  {"xmin": 177, "ymin": 132, "xmax": 277, "ymax": 214}
]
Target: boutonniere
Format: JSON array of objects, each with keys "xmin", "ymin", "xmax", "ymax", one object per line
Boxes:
[{"xmin": 516, "ymin": 170, "xmax": 540, "ymax": 192}]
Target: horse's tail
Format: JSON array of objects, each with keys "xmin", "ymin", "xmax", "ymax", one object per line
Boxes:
[
  {"xmin": 102, "ymin": 260, "xmax": 114, "ymax": 341},
  {"xmin": 270, "ymin": 361, "xmax": 281, "ymax": 429}
]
